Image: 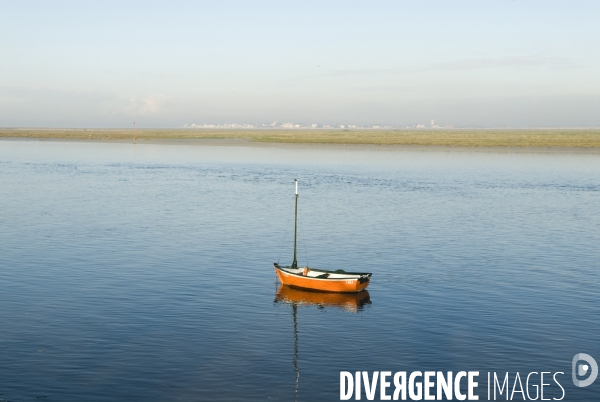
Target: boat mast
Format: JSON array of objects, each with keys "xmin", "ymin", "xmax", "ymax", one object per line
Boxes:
[{"xmin": 292, "ymin": 179, "xmax": 298, "ymax": 268}]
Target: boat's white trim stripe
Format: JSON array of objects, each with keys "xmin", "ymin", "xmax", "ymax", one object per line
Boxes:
[{"xmin": 277, "ymin": 267, "xmax": 366, "ymax": 282}]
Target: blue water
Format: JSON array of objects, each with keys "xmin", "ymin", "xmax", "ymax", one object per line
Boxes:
[{"xmin": 0, "ymin": 140, "xmax": 599, "ymax": 401}]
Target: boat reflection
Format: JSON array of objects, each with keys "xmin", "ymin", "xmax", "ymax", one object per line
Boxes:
[
  {"xmin": 274, "ymin": 285, "xmax": 372, "ymax": 400},
  {"xmin": 274, "ymin": 284, "xmax": 371, "ymax": 313}
]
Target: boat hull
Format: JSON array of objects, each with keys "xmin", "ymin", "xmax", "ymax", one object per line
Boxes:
[{"xmin": 274, "ymin": 264, "xmax": 371, "ymax": 293}]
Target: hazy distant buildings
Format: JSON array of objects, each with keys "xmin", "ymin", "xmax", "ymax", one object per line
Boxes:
[
  {"xmin": 183, "ymin": 123, "xmax": 255, "ymax": 129},
  {"xmin": 281, "ymin": 122, "xmax": 301, "ymax": 128},
  {"xmin": 430, "ymin": 119, "xmax": 441, "ymax": 128},
  {"xmin": 182, "ymin": 121, "xmax": 454, "ymax": 130}
]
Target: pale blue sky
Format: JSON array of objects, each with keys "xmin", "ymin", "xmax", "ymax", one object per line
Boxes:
[{"xmin": 1, "ymin": 1, "xmax": 599, "ymax": 127}]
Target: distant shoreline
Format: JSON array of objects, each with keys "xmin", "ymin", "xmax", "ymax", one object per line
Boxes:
[
  {"xmin": 2, "ymin": 128, "xmax": 600, "ymax": 153},
  {"xmin": 3, "ymin": 137, "xmax": 600, "ymax": 155}
]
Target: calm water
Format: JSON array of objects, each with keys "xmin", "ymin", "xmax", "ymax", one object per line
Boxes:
[{"xmin": 1, "ymin": 140, "xmax": 599, "ymax": 401}]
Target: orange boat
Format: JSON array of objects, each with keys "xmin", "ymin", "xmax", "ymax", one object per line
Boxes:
[{"xmin": 274, "ymin": 179, "xmax": 372, "ymax": 293}]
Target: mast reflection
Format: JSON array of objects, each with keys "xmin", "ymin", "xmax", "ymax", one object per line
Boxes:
[{"xmin": 274, "ymin": 285, "xmax": 372, "ymax": 400}]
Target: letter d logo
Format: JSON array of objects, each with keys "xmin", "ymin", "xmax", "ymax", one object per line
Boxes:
[{"xmin": 572, "ymin": 353, "xmax": 598, "ymax": 387}]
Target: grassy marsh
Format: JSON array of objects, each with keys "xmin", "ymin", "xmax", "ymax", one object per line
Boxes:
[{"xmin": 2, "ymin": 128, "xmax": 600, "ymax": 148}]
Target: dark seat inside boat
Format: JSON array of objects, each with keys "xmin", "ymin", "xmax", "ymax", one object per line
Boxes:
[{"xmin": 316, "ymin": 273, "xmax": 330, "ymax": 279}]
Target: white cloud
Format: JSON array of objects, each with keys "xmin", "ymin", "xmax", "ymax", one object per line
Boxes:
[{"xmin": 125, "ymin": 94, "xmax": 173, "ymax": 116}]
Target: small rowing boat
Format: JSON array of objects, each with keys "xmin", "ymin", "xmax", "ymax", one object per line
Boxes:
[{"xmin": 274, "ymin": 179, "xmax": 372, "ymax": 293}]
